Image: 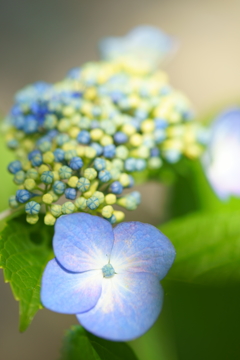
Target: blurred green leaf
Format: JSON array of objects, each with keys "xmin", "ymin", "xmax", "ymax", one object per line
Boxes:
[
  {"xmin": 60, "ymin": 325, "xmax": 139, "ymax": 360},
  {"xmin": 0, "ymin": 213, "xmax": 53, "ymax": 331},
  {"xmin": 170, "ymin": 159, "xmax": 240, "ymax": 218},
  {"xmin": 160, "ymin": 210, "xmax": 240, "ymax": 285}
]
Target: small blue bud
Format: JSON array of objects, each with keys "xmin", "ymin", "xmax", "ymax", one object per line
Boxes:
[
  {"xmin": 150, "ymin": 147, "xmax": 160, "ymax": 157},
  {"xmin": 110, "ymin": 181, "xmax": 123, "ymax": 195},
  {"xmin": 9, "ymin": 195, "xmax": 19, "ymax": 209},
  {"xmin": 114, "ymin": 132, "xmax": 128, "ymax": 144},
  {"xmin": 125, "ymin": 158, "xmax": 136, "ymax": 172},
  {"xmin": 86, "ymin": 196, "xmax": 100, "ymax": 210},
  {"xmin": 8, "ymin": 160, "xmax": 22, "ymax": 174},
  {"xmin": 65, "ymin": 188, "xmax": 77, "ymax": 200},
  {"xmin": 134, "ymin": 108, "xmax": 148, "ymax": 120},
  {"xmin": 90, "ymin": 120, "xmax": 100, "ymax": 129},
  {"xmin": 7, "ymin": 139, "xmax": 19, "ymax": 149},
  {"xmin": 31, "ymin": 153, "xmax": 43, "ymax": 167},
  {"xmin": 129, "ymin": 191, "xmax": 141, "ymax": 205},
  {"xmin": 103, "ymin": 144, "xmax": 116, "ymax": 159},
  {"xmin": 54, "ymin": 149, "xmax": 65, "ymax": 162},
  {"xmin": 16, "ymin": 189, "xmax": 32, "ymax": 203},
  {"xmin": 56, "ymin": 133, "xmax": 70, "ymax": 146},
  {"xmin": 126, "ymin": 175, "xmax": 135, "ymax": 188},
  {"xmin": 76, "ymin": 177, "xmax": 90, "ymax": 192},
  {"xmin": 98, "ymin": 170, "xmax": 112, "ymax": 182},
  {"xmin": 23, "ymin": 116, "xmax": 38, "ymax": 134},
  {"xmin": 25, "ymin": 201, "xmax": 41, "ymax": 214},
  {"xmin": 69, "ymin": 156, "xmax": 83, "ymax": 170},
  {"xmin": 94, "ymin": 158, "xmax": 106, "ymax": 171},
  {"xmin": 135, "ymin": 159, "xmax": 147, "ymax": 171},
  {"xmin": 154, "ymin": 129, "xmax": 166, "ymax": 144},
  {"xmin": 41, "ymin": 171, "xmax": 54, "ymax": 184},
  {"xmin": 28, "ymin": 149, "xmax": 41, "ymax": 161},
  {"xmin": 154, "ymin": 118, "xmax": 168, "ymax": 129},
  {"xmin": 107, "ymin": 214, "xmax": 117, "ymax": 224},
  {"xmin": 77, "ymin": 130, "xmax": 91, "ymax": 144},
  {"xmin": 53, "ymin": 181, "xmax": 66, "ymax": 195},
  {"xmin": 59, "ymin": 166, "xmax": 72, "ymax": 179},
  {"xmin": 90, "ymin": 142, "xmax": 103, "ymax": 156}
]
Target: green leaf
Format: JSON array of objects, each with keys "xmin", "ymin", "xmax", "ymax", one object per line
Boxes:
[
  {"xmin": 170, "ymin": 159, "xmax": 240, "ymax": 218},
  {"xmin": 0, "ymin": 213, "xmax": 53, "ymax": 331},
  {"xmin": 60, "ymin": 325, "xmax": 139, "ymax": 360},
  {"xmin": 160, "ymin": 210, "xmax": 240, "ymax": 286}
]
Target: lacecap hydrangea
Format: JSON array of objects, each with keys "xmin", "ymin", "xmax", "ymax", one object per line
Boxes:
[
  {"xmin": 4, "ymin": 26, "xmax": 206, "ymax": 226},
  {"xmin": 41, "ymin": 213, "xmax": 176, "ymax": 341},
  {"xmin": 203, "ymin": 108, "xmax": 240, "ymax": 199}
]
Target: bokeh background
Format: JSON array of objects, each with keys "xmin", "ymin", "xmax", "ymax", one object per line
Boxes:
[{"xmin": 1, "ymin": 1, "xmax": 240, "ymax": 359}]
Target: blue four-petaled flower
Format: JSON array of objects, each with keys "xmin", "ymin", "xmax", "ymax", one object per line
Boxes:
[{"xmin": 41, "ymin": 213, "xmax": 175, "ymax": 341}]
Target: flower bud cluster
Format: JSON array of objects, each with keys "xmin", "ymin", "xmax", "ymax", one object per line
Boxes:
[{"xmin": 5, "ymin": 57, "xmax": 205, "ymax": 225}]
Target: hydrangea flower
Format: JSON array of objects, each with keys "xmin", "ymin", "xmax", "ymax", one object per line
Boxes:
[
  {"xmin": 99, "ymin": 25, "xmax": 178, "ymax": 70},
  {"xmin": 41, "ymin": 213, "xmax": 175, "ymax": 341},
  {"xmin": 203, "ymin": 108, "xmax": 240, "ymax": 199}
]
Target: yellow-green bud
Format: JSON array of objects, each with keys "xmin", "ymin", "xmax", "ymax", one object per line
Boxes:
[
  {"xmin": 53, "ymin": 163, "xmax": 62, "ymax": 172},
  {"xmin": 102, "ymin": 205, "xmax": 114, "ymax": 218},
  {"xmin": 105, "ymin": 194, "xmax": 117, "ymax": 205},
  {"xmin": 122, "ymin": 124, "xmax": 136, "ymax": 136},
  {"xmin": 26, "ymin": 214, "xmax": 39, "ymax": 225},
  {"xmin": 83, "ymin": 190, "xmax": 93, "ymax": 199},
  {"xmin": 129, "ymin": 133, "xmax": 143, "ymax": 147},
  {"xmin": 44, "ymin": 213, "xmax": 56, "ymax": 226},
  {"xmin": 48, "ymin": 190, "xmax": 59, "ymax": 202},
  {"xmin": 22, "ymin": 160, "xmax": 32, "ymax": 171},
  {"xmin": 92, "ymin": 191, "xmax": 104, "ymax": 204},
  {"xmin": 84, "ymin": 168, "xmax": 97, "ymax": 180},
  {"xmin": 85, "ymin": 146, "xmax": 97, "ymax": 159},
  {"xmin": 26, "ymin": 168, "xmax": 39, "ymax": 180},
  {"xmin": 141, "ymin": 119, "xmax": 155, "ymax": 133},
  {"xmin": 24, "ymin": 178, "xmax": 36, "ymax": 191},
  {"xmin": 113, "ymin": 210, "xmax": 125, "ymax": 222},
  {"xmin": 38, "ymin": 164, "xmax": 49, "ymax": 174},
  {"xmin": 69, "ymin": 126, "xmax": 80, "ymax": 139},
  {"xmin": 68, "ymin": 176, "xmax": 79, "ymax": 188},
  {"xmin": 52, "ymin": 171, "xmax": 60, "ymax": 181},
  {"xmin": 90, "ymin": 128, "xmax": 103, "ymax": 141},
  {"xmin": 76, "ymin": 145, "xmax": 85, "ymax": 157},
  {"xmin": 42, "ymin": 193, "xmax": 54, "ymax": 204},
  {"xmin": 75, "ymin": 197, "xmax": 87, "ymax": 210},
  {"xmin": 50, "ymin": 204, "xmax": 62, "ymax": 217},
  {"xmin": 62, "ymin": 106, "xmax": 75, "ymax": 117},
  {"xmin": 58, "ymin": 118, "xmax": 71, "ymax": 132},
  {"xmin": 43, "ymin": 151, "xmax": 54, "ymax": 164},
  {"xmin": 62, "ymin": 202, "xmax": 75, "ymax": 214},
  {"xmin": 119, "ymin": 173, "xmax": 130, "ymax": 187},
  {"xmin": 100, "ymin": 135, "xmax": 113, "ymax": 146}
]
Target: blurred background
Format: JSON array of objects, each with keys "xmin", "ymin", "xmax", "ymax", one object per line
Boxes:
[{"xmin": 1, "ymin": 0, "xmax": 240, "ymax": 359}]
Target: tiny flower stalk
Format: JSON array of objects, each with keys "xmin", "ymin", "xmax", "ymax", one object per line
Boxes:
[{"xmin": 4, "ymin": 26, "xmax": 206, "ymax": 226}]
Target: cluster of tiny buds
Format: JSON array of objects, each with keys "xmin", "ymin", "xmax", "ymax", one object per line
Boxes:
[
  {"xmin": 8, "ymin": 155, "xmax": 141, "ymax": 225},
  {"xmin": 5, "ymin": 59, "xmax": 208, "ymax": 226}
]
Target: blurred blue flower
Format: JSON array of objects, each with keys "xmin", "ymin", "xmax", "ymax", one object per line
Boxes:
[
  {"xmin": 203, "ymin": 108, "xmax": 240, "ymax": 199},
  {"xmin": 41, "ymin": 213, "xmax": 175, "ymax": 341},
  {"xmin": 99, "ymin": 25, "xmax": 178, "ymax": 69}
]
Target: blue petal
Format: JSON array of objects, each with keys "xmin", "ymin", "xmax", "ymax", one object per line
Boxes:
[
  {"xmin": 41, "ymin": 259, "xmax": 102, "ymax": 314},
  {"xmin": 53, "ymin": 213, "xmax": 114, "ymax": 272},
  {"xmin": 202, "ymin": 108, "xmax": 240, "ymax": 199},
  {"xmin": 77, "ymin": 272, "xmax": 163, "ymax": 341},
  {"xmin": 110, "ymin": 222, "xmax": 175, "ymax": 280},
  {"xmin": 99, "ymin": 25, "xmax": 178, "ymax": 69}
]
